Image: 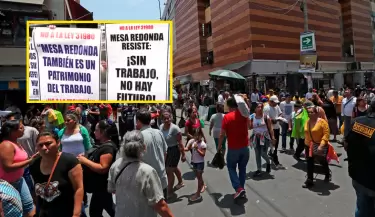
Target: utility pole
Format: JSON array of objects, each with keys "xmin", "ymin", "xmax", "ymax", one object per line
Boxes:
[
  {"xmin": 303, "ymin": 0, "xmax": 308, "ymax": 31},
  {"xmin": 302, "ymin": 0, "xmax": 313, "ymax": 89}
]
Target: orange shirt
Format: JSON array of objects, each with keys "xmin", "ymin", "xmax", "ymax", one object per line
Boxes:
[
  {"xmin": 330, "ymin": 96, "xmax": 343, "ymax": 114},
  {"xmin": 304, "ymin": 118, "xmax": 330, "ymax": 146}
]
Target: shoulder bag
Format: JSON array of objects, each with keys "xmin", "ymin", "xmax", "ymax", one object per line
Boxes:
[{"xmin": 115, "ymin": 161, "xmax": 136, "ymax": 183}]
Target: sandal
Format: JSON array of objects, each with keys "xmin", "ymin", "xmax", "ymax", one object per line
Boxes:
[
  {"xmin": 174, "ymin": 183, "xmax": 185, "ymax": 190},
  {"xmin": 189, "ymin": 195, "xmax": 202, "ymax": 202},
  {"xmin": 200, "ymin": 185, "xmax": 207, "ymax": 193}
]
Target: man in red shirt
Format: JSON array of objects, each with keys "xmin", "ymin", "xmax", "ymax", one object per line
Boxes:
[{"xmin": 218, "ymin": 97, "xmax": 250, "ymax": 200}]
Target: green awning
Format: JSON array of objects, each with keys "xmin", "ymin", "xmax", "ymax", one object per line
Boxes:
[{"xmin": 222, "ymin": 61, "xmax": 250, "ymax": 70}]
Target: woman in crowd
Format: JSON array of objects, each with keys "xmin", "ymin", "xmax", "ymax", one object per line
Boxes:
[
  {"xmin": 78, "ymin": 120, "xmax": 117, "ymax": 217},
  {"xmin": 0, "ymin": 120, "xmax": 36, "ymax": 217},
  {"xmin": 108, "ymin": 130, "xmax": 174, "ymax": 217},
  {"xmin": 58, "ymin": 112, "xmax": 92, "ymax": 157},
  {"xmin": 30, "ymin": 131, "xmax": 83, "ymax": 217},
  {"xmin": 291, "ymin": 101, "xmax": 309, "ymax": 161},
  {"xmin": 184, "ymin": 108, "xmax": 206, "ymax": 144},
  {"xmin": 303, "ymin": 106, "xmax": 331, "ymax": 188},
  {"xmin": 185, "ymin": 129, "xmax": 207, "ymax": 202},
  {"xmin": 209, "ymin": 104, "xmax": 227, "ymax": 156},
  {"xmin": 352, "ymin": 97, "xmax": 368, "ymax": 118},
  {"xmin": 30, "ymin": 117, "xmax": 46, "ymax": 133},
  {"xmin": 321, "ymin": 96, "xmax": 338, "ymax": 141},
  {"xmin": 249, "ymin": 102, "xmax": 275, "ymax": 176},
  {"xmin": 160, "ymin": 111, "xmax": 185, "ymax": 198}
]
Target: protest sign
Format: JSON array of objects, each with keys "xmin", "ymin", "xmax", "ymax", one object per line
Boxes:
[
  {"xmin": 105, "ymin": 23, "xmax": 171, "ymax": 102},
  {"xmin": 28, "ymin": 37, "xmax": 40, "ymax": 100},
  {"xmin": 32, "ymin": 27, "xmax": 101, "ymax": 101}
]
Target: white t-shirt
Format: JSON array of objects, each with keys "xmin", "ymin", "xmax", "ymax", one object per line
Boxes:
[
  {"xmin": 187, "ymin": 139, "xmax": 207, "ymax": 163},
  {"xmin": 279, "ymin": 101, "xmax": 295, "ymax": 121},
  {"xmin": 218, "ymin": 94, "xmax": 224, "ymax": 105},
  {"xmin": 250, "ymin": 93, "xmax": 259, "ymax": 102},
  {"xmin": 263, "ymin": 105, "xmax": 282, "ymax": 129},
  {"xmin": 305, "ymin": 92, "xmax": 313, "ymax": 100},
  {"xmin": 209, "ymin": 113, "xmax": 225, "ymax": 138}
]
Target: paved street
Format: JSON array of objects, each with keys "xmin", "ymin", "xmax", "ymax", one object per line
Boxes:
[{"xmin": 88, "ymin": 110, "xmax": 356, "ymax": 217}]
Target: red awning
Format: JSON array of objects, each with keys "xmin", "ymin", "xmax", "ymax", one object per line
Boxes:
[{"xmin": 66, "ymin": 0, "xmax": 93, "ymax": 20}]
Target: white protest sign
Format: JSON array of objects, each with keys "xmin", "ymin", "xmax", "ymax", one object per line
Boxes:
[
  {"xmin": 105, "ymin": 23, "xmax": 171, "ymax": 101},
  {"xmin": 32, "ymin": 27, "xmax": 101, "ymax": 101},
  {"xmin": 28, "ymin": 37, "xmax": 40, "ymax": 100}
]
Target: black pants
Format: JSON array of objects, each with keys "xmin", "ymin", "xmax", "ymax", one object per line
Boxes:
[
  {"xmin": 89, "ymin": 190, "xmax": 115, "ymax": 217},
  {"xmin": 295, "ymin": 138, "xmax": 305, "ymax": 157},
  {"xmin": 305, "ymin": 147, "xmax": 330, "ymax": 180},
  {"xmin": 289, "ymin": 137, "xmax": 295, "ymax": 149},
  {"xmin": 270, "ymin": 129, "xmax": 280, "ymax": 165}
]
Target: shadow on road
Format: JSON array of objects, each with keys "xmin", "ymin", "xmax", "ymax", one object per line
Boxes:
[
  {"xmin": 182, "ymin": 171, "xmax": 196, "ymax": 180},
  {"xmin": 210, "ymin": 193, "xmax": 247, "ymax": 216},
  {"xmin": 246, "ymin": 171, "xmax": 275, "ymax": 181}
]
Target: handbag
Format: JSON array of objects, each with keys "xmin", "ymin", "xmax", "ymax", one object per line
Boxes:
[
  {"xmin": 308, "ymin": 120, "xmax": 328, "ymax": 156},
  {"xmin": 178, "ymin": 117, "xmax": 186, "ymax": 128},
  {"xmin": 39, "ymin": 153, "xmax": 62, "ymax": 217}
]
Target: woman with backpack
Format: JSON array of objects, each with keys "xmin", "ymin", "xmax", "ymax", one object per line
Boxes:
[{"xmin": 77, "ymin": 120, "xmax": 117, "ymax": 217}]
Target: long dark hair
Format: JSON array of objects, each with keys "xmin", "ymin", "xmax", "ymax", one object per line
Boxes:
[
  {"xmin": 0, "ymin": 120, "xmax": 22, "ymax": 142},
  {"xmin": 97, "ymin": 120, "xmax": 119, "ymax": 149}
]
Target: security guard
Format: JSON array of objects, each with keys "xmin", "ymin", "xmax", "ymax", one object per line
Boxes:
[{"xmin": 345, "ymin": 99, "xmax": 375, "ymax": 217}]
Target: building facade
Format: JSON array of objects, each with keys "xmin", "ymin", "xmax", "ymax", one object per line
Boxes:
[
  {"xmin": 0, "ymin": 0, "xmax": 92, "ymax": 110},
  {"xmin": 165, "ymin": 0, "xmax": 375, "ymax": 90}
]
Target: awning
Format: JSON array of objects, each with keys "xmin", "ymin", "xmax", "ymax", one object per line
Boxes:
[
  {"xmin": 174, "ymin": 74, "xmax": 192, "ymax": 85},
  {"xmin": 222, "ymin": 61, "xmax": 250, "ymax": 70},
  {"xmin": 0, "ymin": 0, "xmax": 44, "ymax": 12},
  {"xmin": 66, "ymin": 0, "xmax": 93, "ymax": 20}
]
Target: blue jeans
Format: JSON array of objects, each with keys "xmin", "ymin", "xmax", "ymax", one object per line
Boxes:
[
  {"xmin": 226, "ymin": 146, "xmax": 250, "ymax": 190},
  {"xmin": 23, "ymin": 167, "xmax": 34, "ymax": 194},
  {"xmin": 11, "ymin": 177, "xmax": 34, "ymax": 215},
  {"xmin": 254, "ymin": 137, "xmax": 270, "ymax": 171},
  {"xmin": 281, "ymin": 122, "xmax": 289, "ymax": 149},
  {"xmin": 353, "ymin": 180, "xmax": 375, "ymax": 217}
]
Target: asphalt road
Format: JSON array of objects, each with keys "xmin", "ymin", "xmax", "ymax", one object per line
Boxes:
[{"xmin": 87, "ymin": 110, "xmax": 355, "ymax": 217}]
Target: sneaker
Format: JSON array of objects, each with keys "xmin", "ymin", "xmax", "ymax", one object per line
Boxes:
[
  {"xmin": 288, "ymin": 148, "xmax": 295, "ymax": 154},
  {"xmin": 275, "ymin": 164, "xmax": 286, "ymax": 170},
  {"xmin": 253, "ymin": 170, "xmax": 262, "ymax": 177},
  {"xmin": 234, "ymin": 188, "xmax": 246, "ymax": 199},
  {"xmin": 280, "ymin": 148, "xmax": 286, "ymax": 153},
  {"xmin": 266, "ymin": 164, "xmax": 271, "ymax": 173},
  {"xmin": 302, "ymin": 179, "xmax": 314, "ymax": 188}
]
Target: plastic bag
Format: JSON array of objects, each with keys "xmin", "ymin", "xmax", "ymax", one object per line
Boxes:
[
  {"xmin": 234, "ymin": 94, "xmax": 250, "ymax": 118},
  {"xmin": 211, "ymin": 151, "xmax": 225, "ymax": 169}
]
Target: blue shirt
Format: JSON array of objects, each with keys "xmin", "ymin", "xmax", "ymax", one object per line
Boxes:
[{"xmin": 0, "ymin": 179, "xmax": 22, "ymax": 217}]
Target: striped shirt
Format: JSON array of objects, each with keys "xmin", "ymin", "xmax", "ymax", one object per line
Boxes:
[{"xmin": 0, "ymin": 180, "xmax": 22, "ymax": 217}]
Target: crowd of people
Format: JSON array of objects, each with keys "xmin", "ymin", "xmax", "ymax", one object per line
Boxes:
[{"xmin": 0, "ymin": 85, "xmax": 374, "ymax": 217}]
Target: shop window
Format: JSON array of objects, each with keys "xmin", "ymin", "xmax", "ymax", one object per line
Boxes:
[{"xmin": 0, "ymin": 12, "xmax": 49, "ymax": 47}]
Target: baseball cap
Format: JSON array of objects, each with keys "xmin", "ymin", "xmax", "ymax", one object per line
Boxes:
[
  {"xmin": 303, "ymin": 100, "xmax": 314, "ymax": 108},
  {"xmin": 269, "ymin": 95, "xmax": 279, "ymax": 103}
]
